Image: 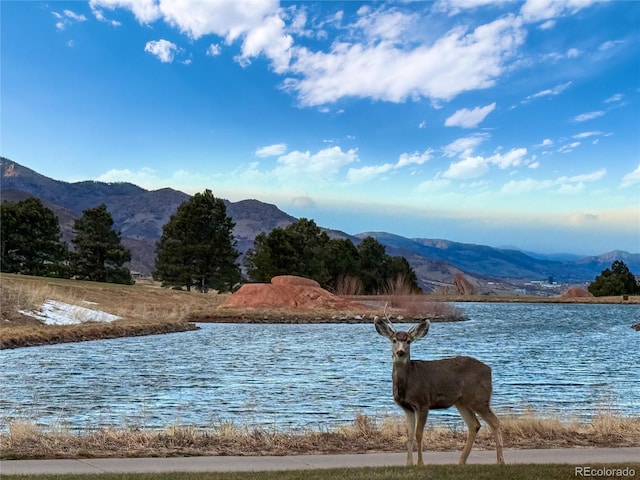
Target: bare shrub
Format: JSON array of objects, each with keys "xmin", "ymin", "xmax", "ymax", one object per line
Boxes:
[{"xmin": 334, "ymin": 275, "xmax": 362, "ymax": 296}]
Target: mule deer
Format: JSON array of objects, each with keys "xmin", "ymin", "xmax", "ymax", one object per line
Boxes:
[{"xmin": 375, "ymin": 317, "xmax": 504, "ymax": 465}]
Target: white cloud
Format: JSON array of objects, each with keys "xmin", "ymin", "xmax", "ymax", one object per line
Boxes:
[
  {"xmin": 291, "ymin": 196, "xmax": 316, "ymax": 208},
  {"xmin": 352, "ymin": 6, "xmax": 417, "ymax": 43},
  {"xmin": 347, "ymin": 149, "xmax": 433, "ymax": 183},
  {"xmin": 97, "ymin": 167, "xmax": 161, "ymax": 187},
  {"xmin": 442, "ymin": 133, "xmax": 490, "ymax": 158},
  {"xmin": 92, "ymin": 8, "xmax": 122, "ymax": 26},
  {"xmin": 538, "ymin": 138, "xmax": 554, "ymax": 147},
  {"xmin": 91, "ymin": 2, "xmax": 530, "ymax": 107},
  {"xmin": 572, "ymin": 131, "xmax": 602, "ymax": 139},
  {"xmin": 239, "ymin": 13, "xmax": 293, "ymax": 72},
  {"xmin": 207, "ymin": 43, "xmax": 222, "ymax": 56},
  {"xmin": 432, "ymin": 0, "xmax": 509, "ymax": 17},
  {"xmin": 275, "ymin": 146, "xmax": 359, "ymax": 182},
  {"xmin": 443, "ymin": 156, "xmax": 490, "ymax": 180},
  {"xmin": 571, "ymin": 111, "xmax": 605, "ymax": 122},
  {"xmin": 557, "ymin": 141, "xmax": 581, "ymax": 153},
  {"xmin": 53, "ymin": 8, "xmax": 87, "ymax": 30},
  {"xmin": 604, "ymin": 93, "xmax": 623, "ymax": 103},
  {"xmin": 488, "ymin": 148, "xmax": 528, "ymax": 169},
  {"xmin": 520, "ymin": 0, "xmax": 599, "ymax": 23},
  {"xmin": 255, "ymin": 143, "xmax": 287, "ymax": 157},
  {"xmin": 144, "ymin": 39, "xmax": 178, "ymax": 63},
  {"xmin": 90, "ymin": 0, "xmax": 161, "ymax": 24},
  {"xmin": 92, "ymin": 0, "xmax": 291, "ymax": 70},
  {"xmin": 442, "ymin": 147, "xmax": 528, "ymax": 180},
  {"xmin": 620, "ymin": 165, "xmax": 640, "ymax": 188},
  {"xmin": 286, "ymin": 15, "xmax": 525, "ymax": 106},
  {"xmin": 524, "ymin": 81, "xmax": 571, "ymax": 102},
  {"xmin": 64, "ymin": 9, "xmax": 87, "ymax": 22},
  {"xmin": 567, "ymin": 169, "xmax": 606, "ymax": 183},
  {"xmin": 397, "ymin": 150, "xmax": 433, "ymax": 167},
  {"xmin": 445, "ymin": 102, "xmax": 496, "ymax": 128},
  {"xmin": 599, "ymin": 40, "xmax": 624, "ymax": 51},
  {"xmin": 347, "ymin": 163, "xmax": 394, "ymax": 183},
  {"xmin": 501, "ymin": 168, "xmax": 605, "ymax": 194}
]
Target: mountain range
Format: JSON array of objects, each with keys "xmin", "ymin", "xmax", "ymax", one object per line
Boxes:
[{"xmin": 2, "ymin": 157, "xmax": 638, "ymax": 292}]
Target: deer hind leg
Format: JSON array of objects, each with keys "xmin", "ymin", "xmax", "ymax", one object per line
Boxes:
[
  {"xmin": 403, "ymin": 408, "xmax": 416, "ymax": 465},
  {"xmin": 477, "ymin": 407, "xmax": 505, "ymax": 465},
  {"xmin": 455, "ymin": 404, "xmax": 480, "ymax": 465},
  {"xmin": 414, "ymin": 408, "xmax": 429, "ymax": 466}
]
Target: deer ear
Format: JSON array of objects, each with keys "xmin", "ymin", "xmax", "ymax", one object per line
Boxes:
[
  {"xmin": 374, "ymin": 317, "xmax": 395, "ymax": 339},
  {"xmin": 408, "ymin": 320, "xmax": 430, "ymax": 341}
]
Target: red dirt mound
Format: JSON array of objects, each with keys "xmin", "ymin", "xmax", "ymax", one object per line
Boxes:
[
  {"xmin": 220, "ymin": 275, "xmax": 365, "ymax": 311},
  {"xmin": 563, "ymin": 287, "xmax": 594, "ymax": 298},
  {"xmin": 270, "ymin": 275, "xmax": 320, "ymax": 288}
]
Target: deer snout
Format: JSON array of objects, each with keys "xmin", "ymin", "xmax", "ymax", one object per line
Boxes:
[{"xmin": 395, "ymin": 348, "xmax": 406, "ymax": 358}]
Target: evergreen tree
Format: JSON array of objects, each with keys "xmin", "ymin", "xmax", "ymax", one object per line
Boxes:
[
  {"xmin": 323, "ymin": 238, "xmax": 360, "ymax": 291},
  {"xmin": 154, "ymin": 189, "xmax": 241, "ymax": 292},
  {"xmin": 245, "ymin": 222, "xmax": 422, "ymax": 294},
  {"xmin": 245, "ymin": 218, "xmax": 331, "ymax": 284},
  {"xmin": 386, "ymin": 255, "xmax": 422, "ymax": 293},
  {"xmin": 588, "ymin": 260, "xmax": 640, "ymax": 296},
  {"xmin": 357, "ymin": 236, "xmax": 390, "ymax": 294},
  {"xmin": 0, "ymin": 197, "xmax": 68, "ymax": 277},
  {"xmin": 71, "ymin": 204, "xmax": 132, "ymax": 284}
]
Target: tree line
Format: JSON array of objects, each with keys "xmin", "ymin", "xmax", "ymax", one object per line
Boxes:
[
  {"xmin": 2, "ymin": 191, "xmax": 639, "ymax": 296},
  {"xmin": 1, "ymin": 198, "xmax": 132, "ymax": 283}
]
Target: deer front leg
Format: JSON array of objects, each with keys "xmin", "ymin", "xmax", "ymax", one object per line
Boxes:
[
  {"xmin": 415, "ymin": 408, "xmax": 429, "ymax": 466},
  {"xmin": 403, "ymin": 408, "xmax": 416, "ymax": 465}
]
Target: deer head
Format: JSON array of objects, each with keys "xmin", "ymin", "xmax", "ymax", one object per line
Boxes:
[{"xmin": 374, "ymin": 318, "xmax": 430, "ymax": 364}]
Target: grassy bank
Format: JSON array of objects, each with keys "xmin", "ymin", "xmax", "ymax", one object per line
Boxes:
[
  {"xmin": 2, "ymin": 273, "xmax": 637, "ymax": 349},
  {"xmin": 2, "ymin": 413, "xmax": 639, "ymax": 460},
  {"xmin": 0, "ymin": 274, "xmax": 217, "ymax": 349},
  {"xmin": 0, "ymin": 274, "xmax": 462, "ymax": 349}
]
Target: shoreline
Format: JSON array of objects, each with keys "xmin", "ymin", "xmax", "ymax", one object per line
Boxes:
[
  {"xmin": 3, "ymin": 298, "xmax": 638, "ymax": 349},
  {"xmin": 2, "ymin": 413, "xmax": 639, "ymax": 460}
]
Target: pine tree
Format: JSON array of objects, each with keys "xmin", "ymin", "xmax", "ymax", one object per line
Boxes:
[
  {"xmin": 0, "ymin": 197, "xmax": 68, "ymax": 277},
  {"xmin": 244, "ymin": 218, "xmax": 331, "ymax": 284},
  {"xmin": 154, "ymin": 190, "xmax": 241, "ymax": 292},
  {"xmin": 71, "ymin": 204, "xmax": 132, "ymax": 284},
  {"xmin": 588, "ymin": 260, "xmax": 640, "ymax": 296}
]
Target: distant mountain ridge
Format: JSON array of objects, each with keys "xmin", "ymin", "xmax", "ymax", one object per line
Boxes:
[
  {"xmin": 356, "ymin": 232, "xmax": 639, "ymax": 284},
  {"xmin": 2, "ymin": 157, "xmax": 638, "ymax": 289}
]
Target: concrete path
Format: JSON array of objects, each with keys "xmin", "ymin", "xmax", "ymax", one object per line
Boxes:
[{"xmin": 1, "ymin": 448, "xmax": 639, "ymax": 475}]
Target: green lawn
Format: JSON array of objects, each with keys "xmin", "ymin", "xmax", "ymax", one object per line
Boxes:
[{"xmin": 3, "ymin": 464, "xmax": 639, "ymax": 480}]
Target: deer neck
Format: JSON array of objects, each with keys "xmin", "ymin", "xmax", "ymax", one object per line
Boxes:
[{"xmin": 392, "ymin": 358, "xmax": 411, "ymax": 406}]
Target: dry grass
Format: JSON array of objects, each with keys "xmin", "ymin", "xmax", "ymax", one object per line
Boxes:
[
  {"xmin": 1, "ymin": 413, "xmax": 638, "ymax": 460},
  {"xmin": 2, "ymin": 273, "xmax": 635, "ymax": 348},
  {"xmin": 0, "ymin": 273, "xmax": 225, "ymax": 348}
]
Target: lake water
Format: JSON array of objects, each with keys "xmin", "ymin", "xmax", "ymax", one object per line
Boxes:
[{"xmin": 1, "ymin": 303, "xmax": 638, "ymax": 431}]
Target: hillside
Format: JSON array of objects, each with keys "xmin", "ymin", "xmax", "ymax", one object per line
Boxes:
[{"xmin": 2, "ymin": 157, "xmax": 638, "ymax": 289}]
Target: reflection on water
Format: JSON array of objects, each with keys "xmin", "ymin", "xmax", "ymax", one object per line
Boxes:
[{"xmin": 1, "ymin": 303, "xmax": 638, "ymax": 431}]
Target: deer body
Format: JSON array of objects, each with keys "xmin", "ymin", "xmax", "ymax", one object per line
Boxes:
[
  {"xmin": 393, "ymin": 356, "xmax": 491, "ymax": 411},
  {"xmin": 375, "ymin": 318, "xmax": 504, "ymax": 466}
]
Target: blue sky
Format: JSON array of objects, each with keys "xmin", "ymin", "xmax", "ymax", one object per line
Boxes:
[{"xmin": 2, "ymin": 0, "xmax": 639, "ymax": 255}]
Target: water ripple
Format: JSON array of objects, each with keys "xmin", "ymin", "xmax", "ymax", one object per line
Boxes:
[{"xmin": 1, "ymin": 303, "xmax": 638, "ymax": 430}]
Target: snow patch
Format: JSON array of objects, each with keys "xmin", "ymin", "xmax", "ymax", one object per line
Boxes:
[{"xmin": 19, "ymin": 300, "xmax": 120, "ymax": 326}]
